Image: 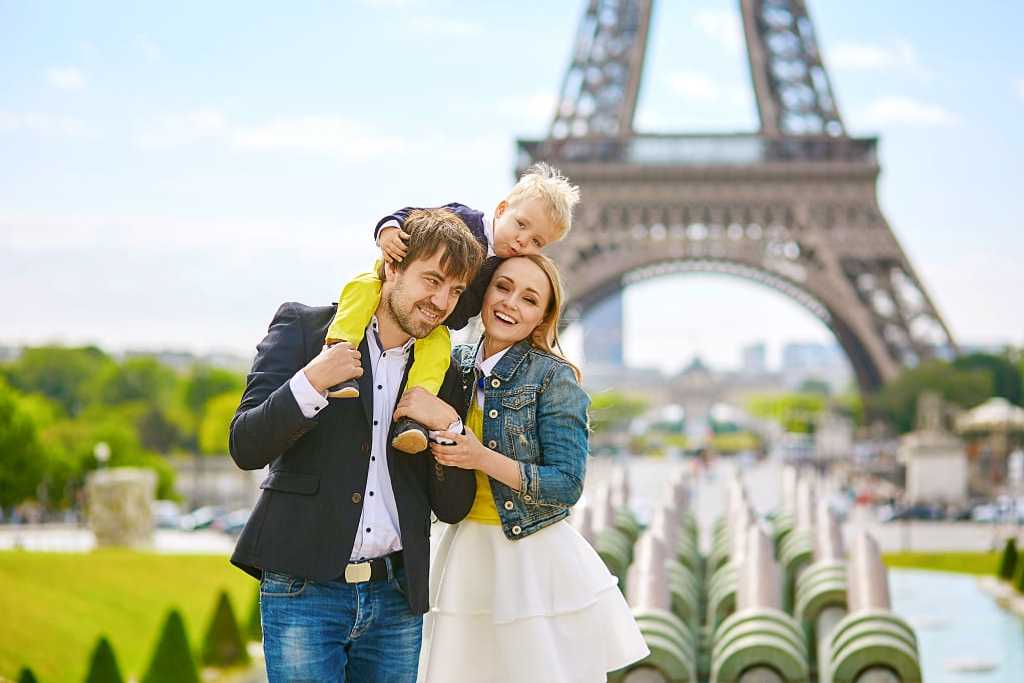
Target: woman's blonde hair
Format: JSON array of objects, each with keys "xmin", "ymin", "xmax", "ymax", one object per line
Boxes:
[{"xmin": 519, "ymin": 254, "xmax": 582, "ymax": 382}]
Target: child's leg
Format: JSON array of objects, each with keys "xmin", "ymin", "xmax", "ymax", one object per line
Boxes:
[
  {"xmin": 326, "ymin": 267, "xmax": 382, "ymax": 346},
  {"xmin": 392, "ymin": 325, "xmax": 452, "ymax": 454},
  {"xmin": 407, "ymin": 326, "xmax": 452, "ymax": 395}
]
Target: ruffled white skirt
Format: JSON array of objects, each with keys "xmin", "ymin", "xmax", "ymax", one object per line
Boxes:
[{"xmin": 419, "ymin": 519, "xmax": 649, "ymax": 682}]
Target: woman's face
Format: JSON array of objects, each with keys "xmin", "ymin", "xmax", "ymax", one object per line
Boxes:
[{"xmin": 482, "ymin": 257, "xmax": 552, "ymax": 349}]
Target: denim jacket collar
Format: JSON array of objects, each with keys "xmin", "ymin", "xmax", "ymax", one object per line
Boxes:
[{"xmin": 461, "ymin": 338, "xmax": 532, "ymax": 382}]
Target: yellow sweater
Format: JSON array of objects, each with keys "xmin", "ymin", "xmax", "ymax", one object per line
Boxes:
[{"xmin": 464, "ymin": 400, "xmax": 500, "ymax": 524}]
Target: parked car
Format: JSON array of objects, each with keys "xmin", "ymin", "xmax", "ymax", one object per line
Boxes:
[
  {"xmin": 151, "ymin": 500, "xmax": 182, "ymax": 529},
  {"xmin": 213, "ymin": 508, "xmax": 250, "ymax": 536},
  {"xmin": 178, "ymin": 506, "xmax": 225, "ymax": 531}
]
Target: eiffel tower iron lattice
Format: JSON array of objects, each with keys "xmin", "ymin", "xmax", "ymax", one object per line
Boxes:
[{"xmin": 519, "ymin": 0, "xmax": 956, "ymax": 392}]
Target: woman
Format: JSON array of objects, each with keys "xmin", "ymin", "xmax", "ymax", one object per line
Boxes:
[{"xmin": 394, "ymin": 254, "xmax": 648, "ymax": 682}]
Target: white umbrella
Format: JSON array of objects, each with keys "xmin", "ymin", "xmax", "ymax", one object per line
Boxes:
[{"xmin": 955, "ymin": 397, "xmax": 1024, "ymax": 435}]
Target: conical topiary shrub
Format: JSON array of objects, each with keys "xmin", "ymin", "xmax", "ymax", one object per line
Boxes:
[
  {"xmin": 201, "ymin": 590, "xmax": 250, "ymax": 666},
  {"xmin": 141, "ymin": 609, "xmax": 200, "ymax": 683},
  {"xmin": 246, "ymin": 586, "xmax": 262, "ymax": 642},
  {"xmin": 1014, "ymin": 551, "xmax": 1024, "ymax": 594},
  {"xmin": 84, "ymin": 635, "xmax": 125, "ymax": 683},
  {"xmin": 17, "ymin": 667, "xmax": 38, "ymax": 683},
  {"xmin": 997, "ymin": 538, "xmax": 1018, "ymax": 581}
]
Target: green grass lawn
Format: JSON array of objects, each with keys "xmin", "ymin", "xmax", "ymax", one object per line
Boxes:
[
  {"xmin": 0, "ymin": 549, "xmax": 257, "ymax": 682},
  {"xmin": 883, "ymin": 551, "xmax": 1001, "ymax": 576}
]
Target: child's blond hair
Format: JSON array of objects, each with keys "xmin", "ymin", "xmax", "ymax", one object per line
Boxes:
[{"xmin": 505, "ymin": 162, "xmax": 581, "ymax": 240}]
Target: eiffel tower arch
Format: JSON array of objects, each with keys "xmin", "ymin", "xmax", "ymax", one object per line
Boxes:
[{"xmin": 518, "ymin": 0, "xmax": 956, "ymax": 392}]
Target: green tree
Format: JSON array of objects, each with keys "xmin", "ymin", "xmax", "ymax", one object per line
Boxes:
[
  {"xmin": 92, "ymin": 356, "xmax": 178, "ymax": 406},
  {"xmin": 141, "ymin": 609, "xmax": 199, "ymax": 683},
  {"xmin": 17, "ymin": 667, "xmax": 38, "ymax": 683},
  {"xmin": 198, "ymin": 392, "xmax": 241, "ymax": 455},
  {"xmin": 0, "ymin": 381, "xmax": 47, "ymax": 507},
  {"xmin": 84, "ymin": 635, "xmax": 125, "ymax": 683},
  {"xmin": 3, "ymin": 345, "xmax": 113, "ymax": 416},
  {"xmin": 869, "ymin": 360, "xmax": 992, "ymax": 433},
  {"xmin": 201, "ymin": 591, "xmax": 250, "ymax": 666},
  {"xmin": 246, "ymin": 586, "xmax": 262, "ymax": 642},
  {"xmin": 953, "ymin": 352, "xmax": 1023, "ymax": 406},
  {"xmin": 183, "ymin": 365, "xmax": 244, "ymax": 418},
  {"xmin": 798, "ymin": 378, "xmax": 831, "ymax": 396},
  {"xmin": 747, "ymin": 392, "xmax": 826, "ymax": 434},
  {"xmin": 997, "ymin": 538, "xmax": 1018, "ymax": 581},
  {"xmin": 1015, "ymin": 554, "xmax": 1024, "ymax": 594},
  {"xmin": 589, "ymin": 391, "xmax": 648, "ymax": 435}
]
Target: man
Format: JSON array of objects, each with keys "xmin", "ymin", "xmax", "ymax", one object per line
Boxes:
[{"xmin": 228, "ymin": 208, "xmax": 485, "ymax": 681}]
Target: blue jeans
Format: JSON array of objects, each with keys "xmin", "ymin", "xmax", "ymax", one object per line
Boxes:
[{"xmin": 260, "ymin": 566, "xmax": 422, "ymax": 682}]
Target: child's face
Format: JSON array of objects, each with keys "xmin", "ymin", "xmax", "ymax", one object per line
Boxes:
[{"xmin": 491, "ymin": 197, "xmax": 560, "ymax": 258}]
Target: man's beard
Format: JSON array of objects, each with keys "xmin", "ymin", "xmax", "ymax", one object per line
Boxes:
[{"xmin": 385, "ymin": 278, "xmax": 443, "ymax": 339}]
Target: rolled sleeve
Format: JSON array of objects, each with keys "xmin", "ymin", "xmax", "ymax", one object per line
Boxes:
[{"xmin": 289, "ymin": 370, "xmax": 328, "ymax": 418}]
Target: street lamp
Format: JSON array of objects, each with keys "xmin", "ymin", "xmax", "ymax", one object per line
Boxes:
[{"xmin": 93, "ymin": 441, "xmax": 111, "ymax": 467}]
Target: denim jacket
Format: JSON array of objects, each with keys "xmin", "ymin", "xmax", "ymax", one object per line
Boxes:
[{"xmin": 455, "ymin": 339, "xmax": 591, "ymax": 541}]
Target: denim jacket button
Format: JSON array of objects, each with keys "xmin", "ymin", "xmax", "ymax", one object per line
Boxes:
[
  {"xmin": 490, "ymin": 378, "xmax": 500, "ymax": 388},
  {"xmin": 488, "ymin": 440, "xmax": 497, "ymax": 448},
  {"xmin": 523, "ymin": 494, "xmax": 533, "ymax": 503},
  {"xmin": 488, "ymin": 409, "xmax": 498, "ymax": 419},
  {"xmin": 511, "ymin": 525, "xmax": 522, "ymax": 535},
  {"xmin": 503, "ymin": 500, "xmax": 514, "ymax": 510}
]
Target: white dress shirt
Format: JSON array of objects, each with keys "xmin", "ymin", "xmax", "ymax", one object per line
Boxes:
[
  {"xmin": 289, "ymin": 317, "xmax": 414, "ymax": 561},
  {"xmin": 474, "ymin": 343, "xmax": 511, "ymax": 409}
]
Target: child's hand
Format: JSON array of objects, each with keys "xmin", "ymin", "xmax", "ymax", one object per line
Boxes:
[{"xmin": 379, "ymin": 226, "xmax": 410, "ymax": 263}]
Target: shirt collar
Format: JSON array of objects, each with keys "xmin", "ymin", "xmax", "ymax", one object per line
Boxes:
[
  {"xmin": 369, "ymin": 316, "xmax": 414, "ymax": 355},
  {"xmin": 475, "ymin": 342, "xmax": 510, "ymax": 377},
  {"xmin": 483, "ymin": 214, "xmax": 495, "ymax": 258}
]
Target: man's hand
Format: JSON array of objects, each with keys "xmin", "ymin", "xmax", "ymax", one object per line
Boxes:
[
  {"xmin": 379, "ymin": 226, "xmax": 410, "ymax": 264},
  {"xmin": 393, "ymin": 386, "xmax": 458, "ymax": 430},
  {"xmin": 302, "ymin": 342, "xmax": 363, "ymax": 394}
]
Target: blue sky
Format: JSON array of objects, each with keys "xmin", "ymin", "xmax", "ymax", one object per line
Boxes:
[{"xmin": 2, "ymin": 0, "xmax": 1022, "ymax": 372}]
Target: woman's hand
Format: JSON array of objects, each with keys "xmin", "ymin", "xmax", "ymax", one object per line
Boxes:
[
  {"xmin": 393, "ymin": 386, "xmax": 458, "ymax": 430},
  {"xmin": 430, "ymin": 429, "xmax": 491, "ymax": 470}
]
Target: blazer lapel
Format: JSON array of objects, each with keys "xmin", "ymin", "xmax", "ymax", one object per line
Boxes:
[{"xmin": 357, "ymin": 337, "xmax": 374, "ymax": 423}]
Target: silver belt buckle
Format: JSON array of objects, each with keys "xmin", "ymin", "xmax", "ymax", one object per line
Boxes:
[{"xmin": 344, "ymin": 561, "xmax": 372, "ymax": 583}]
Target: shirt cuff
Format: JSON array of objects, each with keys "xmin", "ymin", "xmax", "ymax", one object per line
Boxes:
[
  {"xmin": 289, "ymin": 370, "xmax": 328, "ymax": 418},
  {"xmin": 375, "ymin": 219, "xmax": 401, "ymax": 243},
  {"xmin": 429, "ymin": 419, "xmax": 464, "ymax": 445}
]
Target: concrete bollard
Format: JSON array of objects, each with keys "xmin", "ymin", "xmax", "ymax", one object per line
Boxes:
[
  {"xmin": 613, "ymin": 531, "xmax": 697, "ymax": 683},
  {"xmin": 827, "ymin": 532, "xmax": 922, "ymax": 683},
  {"xmin": 780, "ymin": 474, "xmax": 816, "ymax": 613},
  {"xmin": 710, "ymin": 525, "xmax": 809, "ymax": 683},
  {"xmin": 593, "ymin": 482, "xmax": 635, "ymax": 584}
]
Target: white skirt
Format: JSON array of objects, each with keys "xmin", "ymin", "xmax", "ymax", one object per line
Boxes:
[{"xmin": 419, "ymin": 519, "xmax": 649, "ymax": 683}]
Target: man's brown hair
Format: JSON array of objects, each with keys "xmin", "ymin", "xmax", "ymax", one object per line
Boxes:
[{"xmin": 378, "ymin": 208, "xmax": 484, "ymax": 284}]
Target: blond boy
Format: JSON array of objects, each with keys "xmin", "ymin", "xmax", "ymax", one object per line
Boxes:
[{"xmin": 325, "ymin": 163, "xmax": 580, "ymax": 453}]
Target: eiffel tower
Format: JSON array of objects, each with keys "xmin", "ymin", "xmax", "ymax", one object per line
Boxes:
[{"xmin": 518, "ymin": 0, "xmax": 956, "ymax": 392}]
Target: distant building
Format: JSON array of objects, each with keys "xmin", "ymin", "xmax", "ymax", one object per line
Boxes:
[
  {"xmin": 740, "ymin": 342, "xmax": 767, "ymax": 374},
  {"xmin": 780, "ymin": 341, "xmax": 852, "ymax": 393},
  {"xmin": 582, "ymin": 292, "xmax": 624, "ymax": 368}
]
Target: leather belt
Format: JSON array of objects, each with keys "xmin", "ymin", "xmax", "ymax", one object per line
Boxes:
[{"xmin": 341, "ymin": 550, "xmax": 404, "ymax": 584}]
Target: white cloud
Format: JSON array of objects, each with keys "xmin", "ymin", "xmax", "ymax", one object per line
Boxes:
[
  {"xmin": 693, "ymin": 8, "xmax": 742, "ymax": 54},
  {"xmin": 134, "ymin": 109, "xmax": 405, "ymax": 160},
  {"xmin": 47, "ymin": 66, "xmax": 86, "ymax": 91},
  {"xmin": 857, "ymin": 96, "xmax": 958, "ymax": 127},
  {"xmin": 135, "ymin": 36, "xmax": 162, "ymax": 61},
  {"xmin": 829, "ymin": 39, "xmax": 929, "ymax": 78},
  {"xmin": 0, "ymin": 110, "xmax": 91, "ymax": 138}
]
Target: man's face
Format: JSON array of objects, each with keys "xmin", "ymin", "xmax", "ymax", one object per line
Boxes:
[
  {"xmin": 384, "ymin": 248, "xmax": 469, "ymax": 339},
  {"xmin": 491, "ymin": 197, "xmax": 560, "ymax": 258}
]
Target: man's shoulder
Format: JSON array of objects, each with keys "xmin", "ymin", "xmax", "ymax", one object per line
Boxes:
[{"xmin": 272, "ymin": 301, "xmax": 337, "ymax": 330}]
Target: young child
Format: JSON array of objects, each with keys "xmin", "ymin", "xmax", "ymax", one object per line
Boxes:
[{"xmin": 325, "ymin": 162, "xmax": 580, "ymax": 453}]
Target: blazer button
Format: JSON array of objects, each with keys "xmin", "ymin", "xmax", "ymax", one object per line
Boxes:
[
  {"xmin": 488, "ymin": 440, "xmax": 497, "ymax": 448},
  {"xmin": 511, "ymin": 525, "xmax": 522, "ymax": 535},
  {"xmin": 488, "ymin": 409, "xmax": 498, "ymax": 419},
  {"xmin": 352, "ymin": 493, "xmax": 362, "ymax": 504},
  {"xmin": 503, "ymin": 500, "xmax": 514, "ymax": 511},
  {"xmin": 491, "ymin": 378, "xmax": 501, "ymax": 388}
]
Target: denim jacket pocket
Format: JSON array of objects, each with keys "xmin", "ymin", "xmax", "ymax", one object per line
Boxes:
[{"xmin": 260, "ymin": 570, "xmax": 308, "ymax": 597}]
